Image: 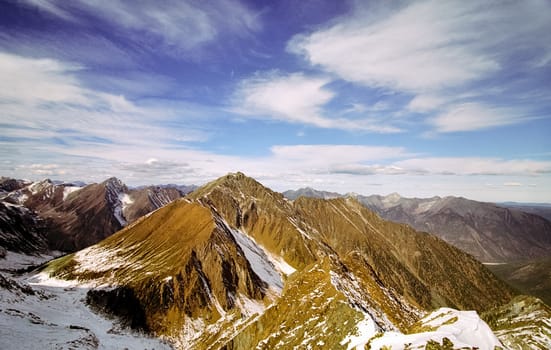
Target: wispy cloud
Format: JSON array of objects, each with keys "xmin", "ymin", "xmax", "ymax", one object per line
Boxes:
[
  {"xmin": 290, "ymin": 0, "xmax": 551, "ymax": 91},
  {"xmin": 0, "ymin": 52, "xmax": 209, "ymax": 161},
  {"xmin": 429, "ymin": 103, "xmax": 533, "ymax": 133},
  {"xmin": 394, "ymin": 158, "xmax": 551, "ymax": 176},
  {"xmin": 271, "ymin": 145, "xmax": 407, "ymax": 163},
  {"xmin": 288, "ymin": 1, "xmax": 499, "ymax": 92},
  {"xmin": 288, "ymin": 0, "xmax": 551, "ymax": 133},
  {"xmin": 232, "ymin": 71, "xmax": 402, "ymax": 132},
  {"xmin": 20, "ymin": 0, "xmax": 260, "ymax": 56}
]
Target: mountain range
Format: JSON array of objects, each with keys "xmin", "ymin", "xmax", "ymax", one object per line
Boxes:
[
  {"xmin": 285, "ymin": 187, "xmax": 551, "ymax": 264},
  {"xmin": 0, "ymin": 176, "xmax": 194, "ymax": 253},
  {"xmin": 1, "ymin": 174, "xmax": 550, "ymax": 348}
]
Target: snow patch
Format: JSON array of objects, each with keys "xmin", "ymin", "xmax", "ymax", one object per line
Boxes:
[
  {"xmin": 269, "ymin": 253, "xmax": 296, "ymax": 275},
  {"xmin": 113, "ymin": 205, "xmax": 127, "ymax": 226},
  {"xmin": 62, "ymin": 186, "xmax": 82, "ymax": 200},
  {"xmin": 341, "ymin": 316, "xmax": 377, "ymax": 350},
  {"xmin": 229, "ymin": 227, "xmax": 284, "ymax": 292},
  {"xmin": 0, "ymin": 270, "xmax": 170, "ymax": 350},
  {"xmin": 75, "ymin": 246, "xmax": 132, "ymax": 275},
  {"xmin": 414, "ymin": 199, "xmax": 439, "ymax": 214},
  {"xmin": 234, "ymin": 294, "xmax": 266, "ymax": 318},
  {"xmin": 370, "ymin": 308, "xmax": 502, "ymax": 350},
  {"xmin": 119, "ymin": 193, "xmax": 133, "ymax": 211},
  {"xmin": 0, "ymin": 251, "xmax": 62, "ymax": 271}
]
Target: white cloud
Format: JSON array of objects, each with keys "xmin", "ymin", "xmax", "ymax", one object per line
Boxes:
[
  {"xmin": 289, "ymin": 1, "xmax": 496, "ymax": 92},
  {"xmin": 287, "ymin": 0, "xmax": 551, "ymax": 135},
  {"xmin": 394, "ymin": 158, "xmax": 551, "ymax": 176},
  {"xmin": 289, "ymin": 0, "xmax": 551, "ymax": 93},
  {"xmin": 232, "ymin": 71, "xmax": 402, "ymax": 132},
  {"xmin": 0, "ymin": 52, "xmax": 87, "ymax": 104},
  {"xmin": 234, "ymin": 72, "xmax": 333, "ymax": 125},
  {"xmin": 503, "ymin": 182, "xmax": 523, "ymax": 187},
  {"xmin": 429, "ymin": 103, "xmax": 531, "ymax": 133},
  {"xmin": 21, "ymin": 0, "xmax": 260, "ymax": 54},
  {"xmin": 271, "ymin": 145, "xmax": 406, "ymax": 163},
  {"xmin": 407, "ymin": 95, "xmax": 445, "ymax": 113},
  {"xmin": 0, "ymin": 52, "xmax": 208, "ymax": 158}
]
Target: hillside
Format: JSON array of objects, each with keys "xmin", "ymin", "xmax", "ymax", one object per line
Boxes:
[
  {"xmin": 487, "ymin": 256, "xmax": 551, "ymax": 306},
  {"xmin": 38, "ymin": 172, "xmax": 519, "ymax": 349}
]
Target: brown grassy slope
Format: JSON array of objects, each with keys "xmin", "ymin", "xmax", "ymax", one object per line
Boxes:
[
  {"xmin": 49, "ymin": 199, "xmax": 268, "ymax": 337},
  {"xmin": 293, "ymin": 197, "xmax": 513, "ymax": 313}
]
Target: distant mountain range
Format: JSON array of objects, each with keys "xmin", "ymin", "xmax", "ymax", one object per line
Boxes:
[
  {"xmin": 0, "ymin": 176, "xmax": 195, "ymax": 253},
  {"xmin": 499, "ymin": 202, "xmax": 551, "ymax": 221},
  {"xmin": 282, "ymin": 187, "xmax": 551, "ymax": 307}
]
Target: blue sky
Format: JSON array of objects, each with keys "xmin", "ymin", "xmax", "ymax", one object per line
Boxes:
[{"xmin": 1, "ymin": 0, "xmax": 550, "ymax": 202}]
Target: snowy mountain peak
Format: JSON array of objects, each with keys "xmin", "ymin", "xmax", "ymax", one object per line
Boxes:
[{"xmin": 384, "ymin": 192, "xmax": 402, "ymax": 203}]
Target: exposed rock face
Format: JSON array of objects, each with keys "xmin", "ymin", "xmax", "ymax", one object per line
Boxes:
[
  {"xmin": 0, "ymin": 202, "xmax": 48, "ymax": 254},
  {"xmin": 46, "ymin": 172, "xmax": 514, "ymax": 349},
  {"xmin": 123, "ymin": 185, "xmax": 185, "ymax": 224}
]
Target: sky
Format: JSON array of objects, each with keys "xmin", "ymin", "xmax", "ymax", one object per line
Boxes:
[{"xmin": 1, "ymin": 0, "xmax": 550, "ymax": 202}]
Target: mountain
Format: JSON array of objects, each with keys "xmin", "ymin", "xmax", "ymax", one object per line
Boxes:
[
  {"xmin": 482, "ymin": 295, "xmax": 551, "ymax": 349},
  {"xmin": 355, "ymin": 194, "xmax": 551, "ymax": 263},
  {"xmin": 282, "ymin": 187, "xmax": 342, "ymax": 200},
  {"xmin": 37, "ymin": 172, "xmax": 521, "ymax": 349},
  {"xmin": 0, "ymin": 177, "xmax": 191, "ymax": 253}
]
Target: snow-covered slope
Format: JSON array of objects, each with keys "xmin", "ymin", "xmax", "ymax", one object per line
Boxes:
[
  {"xmin": 371, "ymin": 308, "xmax": 502, "ymax": 350},
  {"xmin": 0, "ymin": 271, "xmax": 171, "ymax": 350}
]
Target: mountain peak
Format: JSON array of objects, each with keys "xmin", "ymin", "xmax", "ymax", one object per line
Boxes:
[
  {"xmin": 384, "ymin": 192, "xmax": 402, "ymax": 203},
  {"xmin": 192, "ymin": 172, "xmax": 270, "ymax": 200},
  {"xmin": 102, "ymin": 176, "xmax": 124, "ymax": 187}
]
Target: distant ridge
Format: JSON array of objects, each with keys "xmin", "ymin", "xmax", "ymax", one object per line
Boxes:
[{"xmin": 0, "ymin": 176, "xmax": 193, "ymax": 253}]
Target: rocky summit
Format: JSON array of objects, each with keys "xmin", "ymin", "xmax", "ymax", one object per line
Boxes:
[{"xmin": 12, "ymin": 172, "xmax": 545, "ymax": 349}]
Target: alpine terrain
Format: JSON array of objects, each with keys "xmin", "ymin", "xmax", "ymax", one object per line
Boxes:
[
  {"xmin": 0, "ymin": 176, "xmax": 191, "ymax": 254},
  {"xmin": 2, "ymin": 173, "xmax": 549, "ymax": 349}
]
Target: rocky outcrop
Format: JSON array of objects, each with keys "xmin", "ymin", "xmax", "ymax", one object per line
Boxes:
[{"xmin": 0, "ymin": 202, "xmax": 48, "ymax": 254}]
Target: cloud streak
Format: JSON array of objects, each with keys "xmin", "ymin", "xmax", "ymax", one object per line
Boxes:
[
  {"xmin": 21, "ymin": 0, "xmax": 260, "ymax": 56},
  {"xmin": 232, "ymin": 71, "xmax": 402, "ymax": 132},
  {"xmin": 288, "ymin": 0, "xmax": 551, "ymax": 133},
  {"xmin": 0, "ymin": 52, "xmax": 209, "ymax": 160},
  {"xmin": 429, "ymin": 103, "xmax": 533, "ymax": 133}
]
